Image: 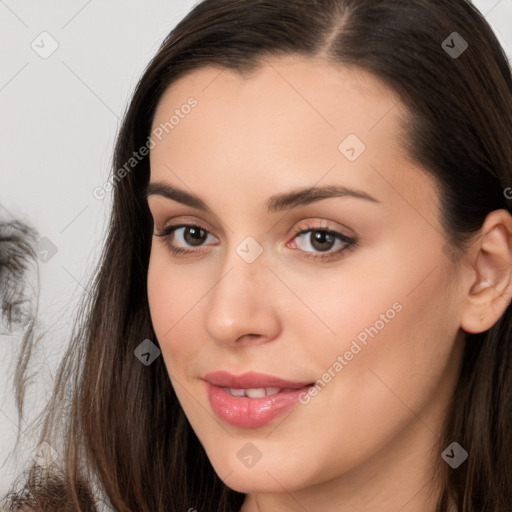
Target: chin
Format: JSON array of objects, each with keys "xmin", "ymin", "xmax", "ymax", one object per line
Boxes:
[
  {"xmin": 205, "ymin": 449, "xmax": 314, "ymax": 495},
  {"xmin": 221, "ymin": 469, "xmax": 291, "ymax": 495}
]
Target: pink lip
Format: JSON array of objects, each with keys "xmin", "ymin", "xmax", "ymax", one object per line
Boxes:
[{"xmin": 203, "ymin": 371, "xmax": 314, "ymax": 428}]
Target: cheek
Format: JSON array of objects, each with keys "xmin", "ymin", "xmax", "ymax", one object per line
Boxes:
[
  {"xmin": 332, "ymin": 261, "xmax": 457, "ymax": 413},
  {"xmin": 293, "ymin": 241, "xmax": 459, "ymax": 416},
  {"xmin": 147, "ymin": 252, "xmax": 206, "ymax": 369},
  {"xmin": 283, "ymin": 249, "xmax": 408, "ymax": 368},
  {"xmin": 276, "ymin": 259, "xmax": 459, "ymax": 480}
]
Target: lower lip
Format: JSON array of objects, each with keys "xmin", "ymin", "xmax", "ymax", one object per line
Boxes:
[{"xmin": 206, "ymin": 382, "xmax": 312, "ymax": 428}]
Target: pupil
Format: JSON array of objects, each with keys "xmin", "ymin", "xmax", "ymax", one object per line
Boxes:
[
  {"xmin": 185, "ymin": 226, "xmax": 206, "ymax": 246},
  {"xmin": 311, "ymin": 231, "xmax": 334, "ymax": 251}
]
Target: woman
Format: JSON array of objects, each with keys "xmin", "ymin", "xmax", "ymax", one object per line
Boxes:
[{"xmin": 3, "ymin": 0, "xmax": 512, "ymax": 510}]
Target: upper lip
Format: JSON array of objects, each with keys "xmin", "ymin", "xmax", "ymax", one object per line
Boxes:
[{"xmin": 203, "ymin": 371, "xmax": 313, "ymax": 389}]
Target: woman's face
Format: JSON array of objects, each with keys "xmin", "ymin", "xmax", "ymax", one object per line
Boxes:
[{"xmin": 147, "ymin": 56, "xmax": 466, "ymax": 505}]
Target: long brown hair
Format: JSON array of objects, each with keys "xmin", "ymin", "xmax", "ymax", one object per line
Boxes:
[{"xmin": 3, "ymin": 1, "xmax": 512, "ymax": 510}]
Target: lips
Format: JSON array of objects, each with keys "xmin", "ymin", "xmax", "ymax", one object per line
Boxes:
[
  {"xmin": 203, "ymin": 371, "xmax": 313, "ymax": 389},
  {"xmin": 203, "ymin": 371, "xmax": 314, "ymax": 428}
]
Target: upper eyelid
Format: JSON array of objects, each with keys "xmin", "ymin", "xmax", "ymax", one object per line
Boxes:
[
  {"xmin": 289, "ymin": 226, "xmax": 355, "ymax": 247},
  {"xmin": 148, "ymin": 203, "xmax": 226, "ymax": 235},
  {"xmin": 153, "ymin": 216, "xmax": 217, "ymax": 235},
  {"xmin": 157, "ymin": 219, "xmax": 348, "ymax": 233}
]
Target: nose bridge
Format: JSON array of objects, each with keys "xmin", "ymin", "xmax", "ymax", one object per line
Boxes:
[
  {"xmin": 217, "ymin": 233, "xmax": 268, "ymax": 292},
  {"xmin": 204, "ymin": 237, "xmax": 281, "ymax": 345}
]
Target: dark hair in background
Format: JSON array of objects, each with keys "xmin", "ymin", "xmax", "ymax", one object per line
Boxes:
[
  {"xmin": 0, "ymin": 220, "xmax": 39, "ymax": 428},
  {"xmin": 3, "ymin": 0, "xmax": 512, "ymax": 510}
]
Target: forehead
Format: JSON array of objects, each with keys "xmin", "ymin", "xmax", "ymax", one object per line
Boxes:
[{"xmin": 150, "ymin": 56, "xmax": 409, "ymax": 170}]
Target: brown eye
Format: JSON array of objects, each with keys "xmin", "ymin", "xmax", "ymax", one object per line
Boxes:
[
  {"xmin": 182, "ymin": 226, "xmax": 208, "ymax": 246},
  {"xmin": 289, "ymin": 226, "xmax": 357, "ymax": 262},
  {"xmin": 309, "ymin": 231, "xmax": 336, "ymax": 252},
  {"xmin": 292, "ymin": 228, "xmax": 354, "ymax": 254},
  {"xmin": 155, "ymin": 224, "xmax": 218, "ymax": 255}
]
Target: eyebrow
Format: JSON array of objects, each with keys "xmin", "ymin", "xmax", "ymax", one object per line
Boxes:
[{"xmin": 144, "ymin": 181, "xmax": 379, "ymax": 213}]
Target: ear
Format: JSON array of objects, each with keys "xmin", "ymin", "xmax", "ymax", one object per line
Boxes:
[{"xmin": 460, "ymin": 209, "xmax": 512, "ymax": 333}]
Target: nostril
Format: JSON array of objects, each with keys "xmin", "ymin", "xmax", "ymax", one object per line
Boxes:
[{"xmin": 235, "ymin": 333, "xmax": 264, "ymax": 343}]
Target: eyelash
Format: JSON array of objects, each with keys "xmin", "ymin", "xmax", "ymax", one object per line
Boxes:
[{"xmin": 154, "ymin": 222, "xmax": 357, "ymax": 262}]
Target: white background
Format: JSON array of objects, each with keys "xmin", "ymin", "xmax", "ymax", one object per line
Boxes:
[{"xmin": 0, "ymin": 0, "xmax": 511, "ymax": 497}]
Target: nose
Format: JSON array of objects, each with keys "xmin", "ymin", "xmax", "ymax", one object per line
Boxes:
[{"xmin": 204, "ymin": 249, "xmax": 282, "ymax": 347}]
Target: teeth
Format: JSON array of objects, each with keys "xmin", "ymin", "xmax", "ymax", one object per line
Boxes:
[
  {"xmin": 245, "ymin": 388, "xmax": 267, "ymax": 398},
  {"xmin": 225, "ymin": 387, "xmax": 283, "ymax": 397}
]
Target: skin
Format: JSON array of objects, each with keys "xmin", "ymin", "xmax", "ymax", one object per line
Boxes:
[{"xmin": 146, "ymin": 56, "xmax": 512, "ymax": 512}]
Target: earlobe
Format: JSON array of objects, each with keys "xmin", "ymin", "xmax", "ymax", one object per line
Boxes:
[{"xmin": 460, "ymin": 210, "xmax": 512, "ymax": 334}]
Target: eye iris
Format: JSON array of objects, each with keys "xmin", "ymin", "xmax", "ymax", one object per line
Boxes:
[
  {"xmin": 184, "ymin": 226, "xmax": 207, "ymax": 246},
  {"xmin": 311, "ymin": 231, "xmax": 334, "ymax": 251}
]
